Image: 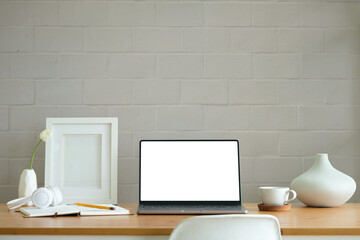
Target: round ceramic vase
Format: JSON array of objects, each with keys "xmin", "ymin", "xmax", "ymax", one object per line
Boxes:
[
  {"xmin": 18, "ymin": 169, "xmax": 37, "ymax": 199},
  {"xmin": 290, "ymin": 153, "xmax": 356, "ymax": 207}
]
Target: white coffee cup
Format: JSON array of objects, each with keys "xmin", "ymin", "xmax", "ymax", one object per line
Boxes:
[{"xmin": 259, "ymin": 186, "xmax": 297, "ymax": 206}]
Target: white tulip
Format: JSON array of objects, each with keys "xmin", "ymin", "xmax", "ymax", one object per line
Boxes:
[
  {"xmin": 30, "ymin": 129, "xmax": 51, "ymax": 169},
  {"xmin": 39, "ymin": 129, "xmax": 51, "ymax": 142}
]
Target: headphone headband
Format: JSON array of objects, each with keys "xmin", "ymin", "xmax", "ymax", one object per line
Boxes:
[{"xmin": 7, "ymin": 186, "xmax": 63, "ymax": 210}]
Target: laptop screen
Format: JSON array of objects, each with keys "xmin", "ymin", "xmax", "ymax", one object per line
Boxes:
[{"xmin": 140, "ymin": 140, "xmax": 240, "ymax": 202}]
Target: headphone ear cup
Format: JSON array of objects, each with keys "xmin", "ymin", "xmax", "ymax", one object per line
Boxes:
[
  {"xmin": 32, "ymin": 188, "xmax": 53, "ymax": 209},
  {"xmin": 48, "ymin": 186, "xmax": 63, "ymax": 206}
]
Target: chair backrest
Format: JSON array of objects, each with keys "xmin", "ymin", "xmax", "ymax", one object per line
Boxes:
[{"xmin": 169, "ymin": 214, "xmax": 282, "ymax": 240}]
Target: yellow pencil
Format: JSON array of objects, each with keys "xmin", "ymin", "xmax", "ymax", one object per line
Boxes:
[{"xmin": 76, "ymin": 203, "xmax": 115, "ymax": 210}]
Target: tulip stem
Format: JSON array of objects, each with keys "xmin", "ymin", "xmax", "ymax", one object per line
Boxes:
[{"xmin": 30, "ymin": 139, "xmax": 42, "ymax": 170}]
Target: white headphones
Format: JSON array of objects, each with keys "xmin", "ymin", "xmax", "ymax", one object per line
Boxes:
[{"xmin": 7, "ymin": 186, "xmax": 63, "ymax": 210}]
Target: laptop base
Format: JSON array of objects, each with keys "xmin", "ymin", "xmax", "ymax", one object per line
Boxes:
[{"xmin": 137, "ymin": 203, "xmax": 247, "ymax": 215}]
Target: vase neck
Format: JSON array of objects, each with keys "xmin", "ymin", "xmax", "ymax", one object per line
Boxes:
[{"xmin": 312, "ymin": 154, "xmax": 333, "ymax": 169}]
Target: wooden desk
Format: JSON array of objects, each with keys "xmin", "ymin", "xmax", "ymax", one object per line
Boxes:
[{"xmin": 1, "ymin": 203, "xmax": 360, "ymax": 239}]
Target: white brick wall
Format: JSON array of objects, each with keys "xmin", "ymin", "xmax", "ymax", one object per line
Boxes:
[
  {"xmin": 35, "ymin": 28, "xmax": 83, "ymax": 52},
  {"xmin": 157, "ymin": 3, "xmax": 203, "ymax": 27},
  {"xmin": 11, "ymin": 2, "xmax": 58, "ymax": 26},
  {"xmin": 0, "ymin": 132, "xmax": 35, "ymax": 158},
  {"xmin": 183, "ymin": 29, "xmax": 230, "ymax": 53},
  {"xmin": 60, "ymin": 54, "xmax": 107, "ymax": 78},
  {"xmin": 109, "ymin": 54, "xmax": 155, "ymax": 78},
  {"xmin": 253, "ymin": 54, "xmax": 300, "ymax": 78},
  {"xmin": 278, "ymin": 29, "xmax": 324, "ymax": 53},
  {"xmin": 0, "ymin": 2, "xmax": 11, "ymax": 27},
  {"xmin": 0, "ymin": 28, "xmax": 33, "ymax": 53},
  {"xmin": 84, "ymin": 80, "xmax": 133, "ymax": 105},
  {"xmin": 0, "ymin": 55, "xmax": 9, "ymax": 78},
  {"xmin": 229, "ymin": 81, "xmax": 277, "ymax": 104},
  {"xmin": 300, "ymin": 3, "xmax": 348, "ymax": 27},
  {"xmin": 182, "ymin": 80, "xmax": 228, "ymax": 104},
  {"xmin": 108, "ymin": 2, "xmax": 155, "ymax": 27},
  {"xmin": 134, "ymin": 80, "xmax": 180, "ymax": 104},
  {"xmin": 301, "ymin": 54, "xmax": 348, "ymax": 79},
  {"xmin": 0, "ymin": 0, "xmax": 359, "ymax": 204},
  {"xmin": 232, "ymin": 132, "xmax": 279, "ymax": 157},
  {"xmin": 157, "ymin": 106, "xmax": 203, "ymax": 130},
  {"xmin": 231, "ymin": 28, "xmax": 277, "ymax": 53},
  {"xmin": 252, "ymin": 106, "xmax": 298, "ymax": 130},
  {"xmin": 0, "ymin": 81, "xmax": 34, "ymax": 105},
  {"xmin": 204, "ymin": 3, "xmax": 251, "ymax": 27},
  {"xmin": 0, "ymin": 107, "xmax": 8, "ymax": 131},
  {"xmin": 134, "ymin": 29, "xmax": 181, "ymax": 52},
  {"xmin": 10, "ymin": 106, "xmax": 58, "ymax": 131},
  {"xmin": 60, "ymin": 2, "xmax": 107, "ymax": 27},
  {"xmin": 204, "ymin": 106, "xmax": 251, "ymax": 130},
  {"xmin": 253, "ymin": 3, "xmax": 299, "ymax": 27},
  {"xmin": 85, "ymin": 28, "xmax": 132, "ymax": 52},
  {"xmin": 11, "ymin": 55, "xmax": 58, "ymax": 79},
  {"xmin": 36, "ymin": 80, "xmax": 83, "ymax": 104},
  {"xmin": 157, "ymin": 55, "xmax": 203, "ymax": 78},
  {"xmin": 205, "ymin": 55, "xmax": 251, "ymax": 78},
  {"xmin": 59, "ymin": 106, "xmax": 107, "ymax": 118},
  {"xmin": 108, "ymin": 106, "xmax": 156, "ymax": 131}
]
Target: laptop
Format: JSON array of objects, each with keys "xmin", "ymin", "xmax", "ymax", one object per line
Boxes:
[{"xmin": 137, "ymin": 140, "xmax": 247, "ymax": 214}]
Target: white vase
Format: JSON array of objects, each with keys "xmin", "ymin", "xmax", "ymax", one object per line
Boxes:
[
  {"xmin": 18, "ymin": 169, "xmax": 37, "ymax": 204},
  {"xmin": 290, "ymin": 153, "xmax": 356, "ymax": 207}
]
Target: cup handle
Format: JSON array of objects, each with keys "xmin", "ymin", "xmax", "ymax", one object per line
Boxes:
[{"xmin": 285, "ymin": 190, "xmax": 297, "ymax": 204}]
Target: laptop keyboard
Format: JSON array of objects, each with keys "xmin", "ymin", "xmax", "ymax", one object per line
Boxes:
[
  {"xmin": 141, "ymin": 203, "xmax": 242, "ymax": 209},
  {"xmin": 137, "ymin": 202, "xmax": 248, "ymax": 214}
]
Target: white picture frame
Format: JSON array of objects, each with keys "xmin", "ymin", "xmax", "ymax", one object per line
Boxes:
[{"xmin": 45, "ymin": 118, "xmax": 118, "ymax": 204}]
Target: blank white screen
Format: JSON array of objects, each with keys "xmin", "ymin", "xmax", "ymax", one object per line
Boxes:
[{"xmin": 140, "ymin": 141, "xmax": 240, "ymax": 201}]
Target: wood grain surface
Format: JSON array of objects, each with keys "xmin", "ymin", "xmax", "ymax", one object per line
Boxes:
[{"xmin": 1, "ymin": 203, "xmax": 360, "ymax": 235}]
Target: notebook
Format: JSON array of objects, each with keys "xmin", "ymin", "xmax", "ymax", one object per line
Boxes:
[
  {"xmin": 20, "ymin": 204, "xmax": 130, "ymax": 217},
  {"xmin": 137, "ymin": 140, "xmax": 247, "ymax": 214}
]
